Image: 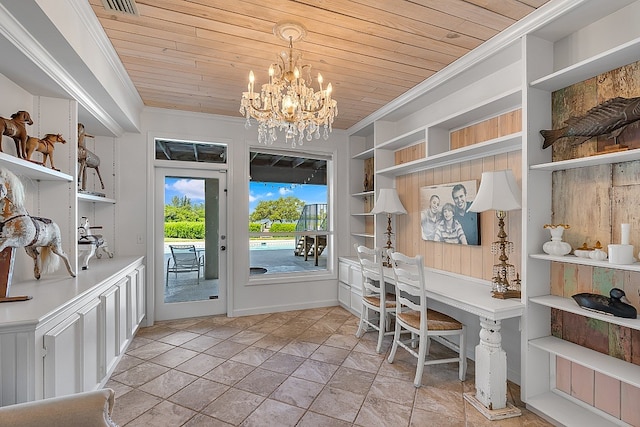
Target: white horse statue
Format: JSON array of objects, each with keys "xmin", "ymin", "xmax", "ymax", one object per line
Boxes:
[{"xmin": 0, "ymin": 168, "xmax": 76, "ymax": 280}]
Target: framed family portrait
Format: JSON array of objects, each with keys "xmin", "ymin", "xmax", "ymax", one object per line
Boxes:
[{"xmin": 419, "ymin": 180, "xmax": 480, "ymax": 246}]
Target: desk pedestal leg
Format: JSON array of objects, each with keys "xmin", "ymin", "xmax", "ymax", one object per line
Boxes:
[{"xmin": 463, "ymin": 317, "xmax": 521, "ymax": 420}]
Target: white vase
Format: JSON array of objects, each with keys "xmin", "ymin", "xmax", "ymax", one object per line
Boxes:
[{"xmin": 543, "ymin": 225, "xmax": 572, "ymax": 256}]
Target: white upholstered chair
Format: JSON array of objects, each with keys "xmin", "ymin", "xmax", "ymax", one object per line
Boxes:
[
  {"xmin": 354, "ymin": 244, "xmax": 396, "ymax": 353},
  {"xmin": 386, "ymin": 250, "xmax": 466, "ymax": 387}
]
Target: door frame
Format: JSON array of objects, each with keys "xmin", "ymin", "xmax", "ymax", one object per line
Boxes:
[{"xmin": 153, "ymin": 166, "xmax": 227, "ymax": 320}]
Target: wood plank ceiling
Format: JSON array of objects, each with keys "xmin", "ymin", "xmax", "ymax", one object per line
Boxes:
[{"xmin": 89, "ymin": 0, "xmax": 550, "ymax": 131}]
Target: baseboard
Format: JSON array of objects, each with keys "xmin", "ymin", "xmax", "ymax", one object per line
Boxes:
[{"xmin": 230, "ymin": 299, "xmax": 339, "ymax": 317}]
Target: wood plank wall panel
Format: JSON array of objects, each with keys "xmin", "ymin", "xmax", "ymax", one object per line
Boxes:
[
  {"xmin": 394, "ymin": 142, "xmax": 426, "ymax": 165},
  {"xmin": 450, "ymin": 109, "xmax": 521, "ymax": 149},
  {"xmin": 395, "ymin": 110, "xmax": 522, "ymax": 280}
]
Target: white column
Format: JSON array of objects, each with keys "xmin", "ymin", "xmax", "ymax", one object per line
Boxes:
[
  {"xmin": 463, "ymin": 316, "xmax": 521, "ymax": 420},
  {"xmin": 475, "ymin": 316, "xmax": 507, "ymax": 408}
]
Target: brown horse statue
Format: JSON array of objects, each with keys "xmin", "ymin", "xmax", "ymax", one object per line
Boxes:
[
  {"xmin": 0, "ymin": 111, "xmax": 33, "ymax": 159},
  {"xmin": 25, "ymin": 133, "xmax": 66, "ymax": 170},
  {"xmin": 78, "ymin": 123, "xmax": 104, "ymax": 190}
]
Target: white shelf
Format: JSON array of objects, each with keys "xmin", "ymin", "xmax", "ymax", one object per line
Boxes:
[
  {"xmin": 530, "ymin": 36, "xmax": 640, "ymax": 92},
  {"xmin": 526, "ymin": 391, "xmax": 622, "ymax": 427},
  {"xmin": 351, "ymin": 233, "xmax": 374, "ymax": 238},
  {"xmin": 78, "ymin": 193, "xmax": 116, "ymax": 204},
  {"xmin": 352, "ymin": 147, "xmax": 375, "ymax": 160},
  {"xmin": 377, "ymin": 132, "xmax": 521, "ymax": 177},
  {"xmin": 429, "ymin": 88, "xmax": 521, "ymax": 130},
  {"xmin": 376, "ymin": 128, "xmax": 425, "ymax": 151},
  {"xmin": 351, "ymin": 190, "xmax": 375, "ymax": 197},
  {"xmin": 530, "ymin": 253, "xmax": 640, "ymax": 272},
  {"xmin": 529, "ymin": 294, "xmax": 640, "ymax": 330},
  {"xmin": 529, "ymin": 335, "xmax": 640, "ymax": 388},
  {"xmin": 530, "ymin": 148, "xmax": 640, "ymax": 171},
  {"xmin": 0, "ymin": 152, "xmax": 73, "ymax": 182}
]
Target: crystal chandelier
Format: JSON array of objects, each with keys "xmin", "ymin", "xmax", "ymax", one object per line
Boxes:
[{"xmin": 240, "ymin": 22, "xmax": 338, "ymax": 147}]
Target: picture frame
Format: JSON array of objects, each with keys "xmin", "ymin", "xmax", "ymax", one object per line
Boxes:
[{"xmin": 420, "ymin": 180, "xmax": 480, "ymax": 246}]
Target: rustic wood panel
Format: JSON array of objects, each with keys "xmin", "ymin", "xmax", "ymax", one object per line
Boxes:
[
  {"xmin": 88, "ymin": 0, "xmax": 549, "ymax": 130},
  {"xmin": 551, "ymin": 165, "xmax": 612, "ymax": 252},
  {"xmin": 394, "ymin": 142, "xmax": 425, "ymax": 165},
  {"xmin": 363, "ymin": 158, "xmax": 374, "ymax": 192}
]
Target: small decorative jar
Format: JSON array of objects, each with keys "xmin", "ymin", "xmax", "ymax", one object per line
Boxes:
[
  {"xmin": 589, "ymin": 248, "xmax": 608, "ymax": 261},
  {"xmin": 543, "ymin": 224, "xmax": 572, "ymax": 256}
]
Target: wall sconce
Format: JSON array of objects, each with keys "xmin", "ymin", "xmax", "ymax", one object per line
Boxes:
[
  {"xmin": 371, "ymin": 188, "xmax": 407, "ymax": 266},
  {"xmin": 467, "ymin": 170, "xmax": 522, "ymax": 298}
]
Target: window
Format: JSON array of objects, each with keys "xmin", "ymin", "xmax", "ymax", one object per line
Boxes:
[
  {"xmin": 155, "ymin": 139, "xmax": 226, "ymax": 163},
  {"xmin": 249, "ymin": 151, "xmax": 330, "ymax": 276}
]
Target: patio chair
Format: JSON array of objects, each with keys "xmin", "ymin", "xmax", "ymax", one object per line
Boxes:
[{"xmin": 166, "ymin": 244, "xmax": 203, "ymax": 285}]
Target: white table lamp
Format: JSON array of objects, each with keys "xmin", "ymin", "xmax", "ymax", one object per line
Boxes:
[
  {"xmin": 371, "ymin": 188, "xmax": 407, "ymax": 266},
  {"xmin": 467, "ymin": 170, "xmax": 521, "ymax": 297}
]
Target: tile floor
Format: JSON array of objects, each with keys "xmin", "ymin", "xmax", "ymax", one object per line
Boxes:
[{"xmin": 106, "ymin": 306, "xmax": 552, "ymax": 426}]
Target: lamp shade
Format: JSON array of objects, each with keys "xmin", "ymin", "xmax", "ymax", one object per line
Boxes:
[
  {"xmin": 370, "ymin": 188, "xmax": 407, "ymax": 215},
  {"xmin": 467, "ymin": 170, "xmax": 521, "ymax": 213}
]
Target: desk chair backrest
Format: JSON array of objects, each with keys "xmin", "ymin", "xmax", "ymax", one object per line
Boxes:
[
  {"xmin": 387, "ymin": 250, "xmax": 427, "ymax": 327},
  {"xmin": 354, "ymin": 244, "xmax": 385, "ymax": 297}
]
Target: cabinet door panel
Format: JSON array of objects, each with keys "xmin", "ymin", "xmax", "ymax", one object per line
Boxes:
[
  {"xmin": 100, "ymin": 285, "xmax": 119, "ymax": 376},
  {"xmin": 136, "ymin": 265, "xmax": 146, "ymax": 324},
  {"xmin": 117, "ymin": 278, "xmax": 128, "ymax": 354},
  {"xmin": 128, "ymin": 270, "xmax": 138, "ymax": 337},
  {"xmin": 78, "ymin": 299, "xmax": 101, "ymax": 391},
  {"xmin": 43, "ymin": 314, "xmax": 82, "ymax": 398}
]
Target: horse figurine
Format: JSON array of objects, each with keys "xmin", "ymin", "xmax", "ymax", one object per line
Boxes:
[
  {"xmin": 77, "ymin": 217, "xmax": 113, "ymax": 270},
  {"xmin": 77, "ymin": 123, "xmax": 104, "ymax": 191},
  {"xmin": 0, "ymin": 168, "xmax": 76, "ymax": 280},
  {"xmin": 25, "ymin": 133, "xmax": 67, "ymax": 170},
  {"xmin": 0, "ymin": 111, "xmax": 33, "ymax": 159}
]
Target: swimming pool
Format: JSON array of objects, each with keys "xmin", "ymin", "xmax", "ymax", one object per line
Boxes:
[{"xmin": 249, "ymin": 240, "xmax": 295, "ymax": 250}]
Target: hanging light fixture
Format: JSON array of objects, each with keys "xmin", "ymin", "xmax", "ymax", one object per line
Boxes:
[{"xmin": 240, "ymin": 22, "xmax": 338, "ymax": 148}]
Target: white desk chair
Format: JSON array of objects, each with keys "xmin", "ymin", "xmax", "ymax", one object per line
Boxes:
[
  {"xmin": 354, "ymin": 244, "xmax": 396, "ymax": 353},
  {"xmin": 387, "ymin": 250, "xmax": 466, "ymax": 387}
]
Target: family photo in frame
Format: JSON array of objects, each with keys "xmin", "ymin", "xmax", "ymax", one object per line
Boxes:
[{"xmin": 420, "ymin": 180, "xmax": 480, "ymax": 246}]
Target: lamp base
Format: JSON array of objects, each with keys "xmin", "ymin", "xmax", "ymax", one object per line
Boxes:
[{"xmin": 491, "ymin": 290, "xmax": 521, "ymax": 299}]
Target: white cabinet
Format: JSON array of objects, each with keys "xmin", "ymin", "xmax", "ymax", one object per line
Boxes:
[
  {"xmin": 338, "ymin": 257, "xmax": 363, "ymax": 316},
  {"xmin": 0, "ymin": 256, "xmax": 144, "ymax": 406}
]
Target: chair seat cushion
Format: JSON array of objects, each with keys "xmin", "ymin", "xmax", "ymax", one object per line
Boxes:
[
  {"xmin": 363, "ymin": 294, "xmax": 396, "ymax": 308},
  {"xmin": 398, "ymin": 309, "xmax": 462, "ymax": 331}
]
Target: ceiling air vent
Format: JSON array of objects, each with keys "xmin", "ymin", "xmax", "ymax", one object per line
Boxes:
[{"xmin": 101, "ymin": 0, "xmax": 138, "ymax": 15}]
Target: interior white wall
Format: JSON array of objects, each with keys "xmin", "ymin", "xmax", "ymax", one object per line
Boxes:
[{"xmin": 114, "ymin": 107, "xmax": 349, "ymax": 319}]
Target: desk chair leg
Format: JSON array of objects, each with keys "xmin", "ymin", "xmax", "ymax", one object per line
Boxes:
[
  {"xmin": 459, "ymin": 327, "xmax": 467, "ymax": 381},
  {"xmin": 376, "ymin": 309, "xmax": 385, "ymax": 353},
  {"xmin": 387, "ymin": 322, "xmax": 401, "ymax": 363},
  {"xmin": 414, "ymin": 334, "xmax": 428, "ymax": 387},
  {"xmin": 355, "ymin": 307, "xmax": 367, "ymax": 338}
]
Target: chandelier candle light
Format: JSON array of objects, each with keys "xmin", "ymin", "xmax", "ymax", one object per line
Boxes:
[
  {"xmin": 240, "ymin": 22, "xmax": 338, "ymax": 148},
  {"xmin": 467, "ymin": 170, "xmax": 522, "ymax": 298},
  {"xmin": 370, "ymin": 188, "xmax": 407, "ymax": 267}
]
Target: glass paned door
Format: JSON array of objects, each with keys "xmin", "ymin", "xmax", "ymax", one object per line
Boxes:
[{"xmin": 155, "ymin": 168, "xmax": 226, "ymax": 320}]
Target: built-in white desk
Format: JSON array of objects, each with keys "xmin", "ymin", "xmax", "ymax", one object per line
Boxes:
[{"xmin": 339, "ymin": 256, "xmax": 524, "ymax": 420}]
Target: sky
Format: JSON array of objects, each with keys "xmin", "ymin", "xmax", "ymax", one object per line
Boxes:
[{"xmin": 164, "ymin": 177, "xmax": 327, "ymax": 213}]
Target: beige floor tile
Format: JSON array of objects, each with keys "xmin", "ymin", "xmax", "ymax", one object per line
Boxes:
[
  {"xmin": 291, "ymin": 359, "xmax": 339, "ymax": 384},
  {"xmin": 176, "ymin": 353, "xmax": 226, "ymax": 376},
  {"xmin": 111, "ymin": 389, "xmax": 163, "ymax": 426},
  {"xmin": 204, "ymin": 325, "xmax": 243, "ymax": 340},
  {"xmin": 124, "ymin": 400, "xmax": 196, "ymax": 427},
  {"xmin": 158, "ymin": 330, "xmax": 201, "ymax": 346},
  {"xmin": 367, "ymin": 374, "xmax": 417, "ymax": 405},
  {"xmin": 280, "ymin": 340, "xmax": 320, "ymax": 357},
  {"xmin": 260, "ymin": 352, "xmax": 306, "ymax": 375},
  {"xmin": 203, "ymin": 360, "xmax": 256, "ymax": 386},
  {"xmin": 354, "ymin": 395, "xmax": 412, "ymax": 427},
  {"xmin": 297, "ymin": 411, "xmax": 352, "ymax": 427},
  {"xmin": 111, "ymin": 362, "xmax": 169, "ymax": 388},
  {"xmin": 149, "ymin": 346, "xmax": 199, "ymax": 368},
  {"xmin": 230, "ymin": 346, "xmax": 275, "ymax": 366},
  {"xmin": 271, "ymin": 376, "xmax": 324, "ymax": 408},
  {"xmin": 239, "ymin": 398, "xmax": 305, "ymax": 427},
  {"xmin": 181, "ymin": 335, "xmax": 222, "ymax": 352},
  {"xmin": 201, "ymin": 388, "xmax": 264, "ymax": 425},
  {"xmin": 182, "ymin": 413, "xmax": 234, "ymax": 427},
  {"xmin": 126, "ymin": 341, "xmax": 174, "ymax": 360},
  {"xmin": 341, "ymin": 349, "xmax": 385, "ymax": 373},
  {"xmin": 410, "ymin": 406, "xmax": 465, "ymax": 427},
  {"xmin": 309, "ymin": 345, "xmax": 350, "ymax": 365},
  {"xmin": 139, "ymin": 369, "xmax": 198, "ymax": 398},
  {"xmin": 323, "ymin": 333, "xmax": 359, "ymax": 350},
  {"xmin": 309, "ymin": 386, "xmax": 365, "ymax": 423},
  {"xmin": 205, "ymin": 340, "xmax": 248, "ymax": 358},
  {"xmin": 228, "ymin": 330, "xmax": 267, "ymax": 345},
  {"xmin": 328, "ymin": 366, "xmax": 376, "ymax": 395},
  {"xmin": 234, "ymin": 368, "xmax": 288, "ymax": 396},
  {"xmin": 414, "ymin": 386, "xmax": 465, "ymax": 420},
  {"xmin": 169, "ymin": 377, "xmax": 229, "ymax": 411},
  {"xmin": 252, "ymin": 335, "xmax": 291, "ymax": 351}
]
